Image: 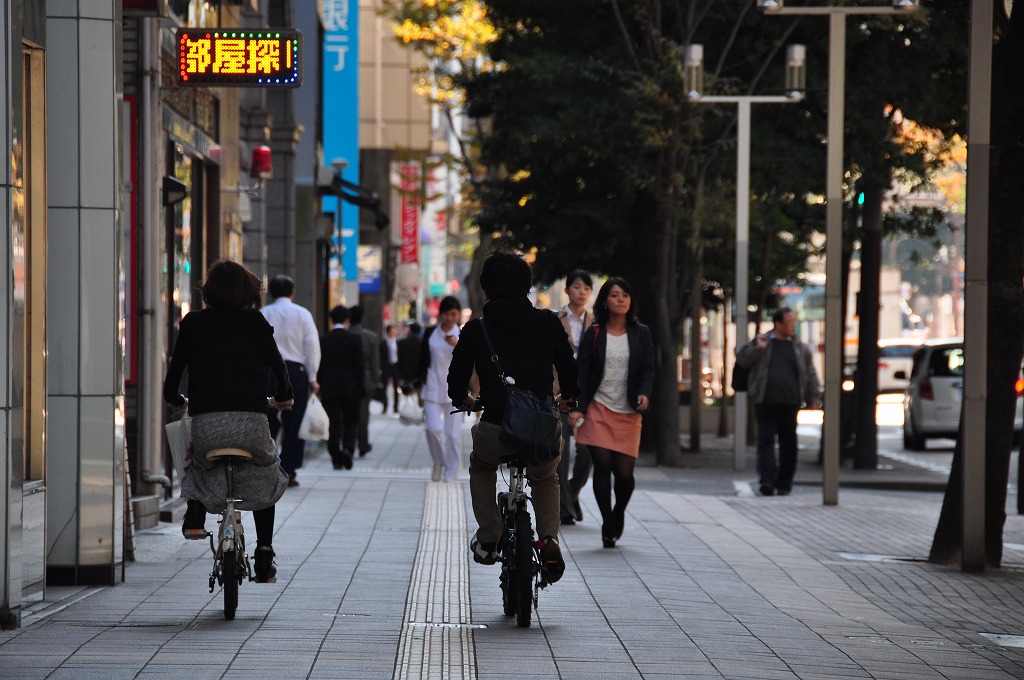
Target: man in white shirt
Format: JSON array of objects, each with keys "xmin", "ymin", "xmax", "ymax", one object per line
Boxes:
[
  {"xmin": 262, "ymin": 275, "xmax": 321, "ymax": 487},
  {"xmin": 379, "ymin": 325, "xmax": 401, "ymax": 413},
  {"xmin": 556, "ymin": 270, "xmax": 594, "ymax": 525}
]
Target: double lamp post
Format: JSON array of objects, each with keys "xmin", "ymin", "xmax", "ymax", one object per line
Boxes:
[
  {"xmin": 687, "ymin": 1, "xmax": 918, "ymax": 503},
  {"xmin": 683, "ymin": 43, "xmax": 806, "ymax": 474}
]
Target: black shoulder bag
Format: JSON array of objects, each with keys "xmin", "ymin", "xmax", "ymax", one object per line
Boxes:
[
  {"xmin": 479, "ymin": 319, "xmax": 563, "ymax": 464},
  {"xmin": 731, "ymin": 361, "xmax": 749, "ymax": 392}
]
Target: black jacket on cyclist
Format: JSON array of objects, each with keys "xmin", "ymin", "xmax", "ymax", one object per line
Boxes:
[
  {"xmin": 448, "ymin": 298, "xmax": 579, "ymax": 426},
  {"xmin": 163, "ymin": 308, "xmax": 294, "ymax": 415}
]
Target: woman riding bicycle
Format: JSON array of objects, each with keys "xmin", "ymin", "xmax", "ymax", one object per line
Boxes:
[{"xmin": 163, "ymin": 259, "xmax": 293, "ymax": 583}]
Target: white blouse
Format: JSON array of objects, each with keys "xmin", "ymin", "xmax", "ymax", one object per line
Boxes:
[
  {"xmin": 594, "ymin": 333, "xmax": 631, "ymax": 413},
  {"xmin": 422, "ymin": 325, "xmax": 461, "ymax": 403}
]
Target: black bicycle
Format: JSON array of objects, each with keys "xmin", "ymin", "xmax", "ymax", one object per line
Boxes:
[
  {"xmin": 454, "ymin": 396, "xmax": 564, "ymax": 628},
  {"xmin": 496, "ymin": 454, "xmax": 552, "ymax": 628}
]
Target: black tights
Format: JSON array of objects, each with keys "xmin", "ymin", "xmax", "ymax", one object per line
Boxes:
[
  {"xmin": 589, "ymin": 446, "xmax": 636, "ymax": 537},
  {"xmin": 187, "ymin": 500, "xmax": 275, "ymax": 548},
  {"xmin": 253, "ymin": 506, "xmax": 275, "ymax": 548}
]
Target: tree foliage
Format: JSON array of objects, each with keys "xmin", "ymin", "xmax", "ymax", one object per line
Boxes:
[
  {"xmin": 389, "ymin": 0, "xmax": 980, "ymax": 464},
  {"xmin": 382, "ymin": 0, "xmax": 500, "ymax": 311}
]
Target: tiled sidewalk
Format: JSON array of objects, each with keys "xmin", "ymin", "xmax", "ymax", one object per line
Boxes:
[{"xmin": 3, "ymin": 410, "xmax": 1024, "ymax": 679}]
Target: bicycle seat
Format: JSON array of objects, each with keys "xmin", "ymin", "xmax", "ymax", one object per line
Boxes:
[{"xmin": 206, "ymin": 447, "xmax": 253, "ymax": 460}]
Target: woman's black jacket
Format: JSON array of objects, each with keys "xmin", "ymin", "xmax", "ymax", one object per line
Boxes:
[{"xmin": 576, "ymin": 322, "xmax": 655, "ymax": 414}]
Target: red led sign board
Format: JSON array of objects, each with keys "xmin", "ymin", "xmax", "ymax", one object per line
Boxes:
[{"xmin": 176, "ymin": 29, "xmax": 302, "ymax": 87}]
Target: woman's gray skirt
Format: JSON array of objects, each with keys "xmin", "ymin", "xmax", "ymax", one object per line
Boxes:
[{"xmin": 182, "ymin": 411, "xmax": 288, "ymax": 513}]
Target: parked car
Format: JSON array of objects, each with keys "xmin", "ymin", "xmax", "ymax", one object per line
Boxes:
[
  {"xmin": 902, "ymin": 339, "xmax": 1024, "ymax": 450},
  {"xmin": 878, "ymin": 338, "xmax": 920, "ymax": 393}
]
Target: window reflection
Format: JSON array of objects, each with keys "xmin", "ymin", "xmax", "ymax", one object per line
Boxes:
[{"xmin": 171, "ymin": 144, "xmax": 193, "ymax": 323}]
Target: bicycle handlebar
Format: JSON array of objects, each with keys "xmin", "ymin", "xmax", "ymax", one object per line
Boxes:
[
  {"xmin": 450, "ymin": 397, "xmax": 484, "ymax": 415},
  {"xmin": 450, "ymin": 397, "xmax": 578, "ymax": 415},
  {"xmin": 176, "ymin": 395, "xmax": 292, "ymax": 410}
]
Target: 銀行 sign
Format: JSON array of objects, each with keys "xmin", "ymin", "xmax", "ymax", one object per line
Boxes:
[{"xmin": 177, "ymin": 29, "xmax": 301, "ymax": 87}]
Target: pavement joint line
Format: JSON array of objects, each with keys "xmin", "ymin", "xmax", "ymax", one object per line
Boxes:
[
  {"xmin": 18, "ymin": 587, "xmax": 105, "ymax": 628},
  {"xmin": 394, "ymin": 480, "xmax": 477, "ymax": 680}
]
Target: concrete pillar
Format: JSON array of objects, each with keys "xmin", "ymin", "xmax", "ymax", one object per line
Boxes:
[{"xmin": 44, "ymin": 2, "xmax": 124, "ymax": 586}]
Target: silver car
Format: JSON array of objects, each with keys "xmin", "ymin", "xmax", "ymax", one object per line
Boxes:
[
  {"xmin": 878, "ymin": 338, "xmax": 919, "ymax": 393},
  {"xmin": 902, "ymin": 339, "xmax": 1023, "ymax": 450}
]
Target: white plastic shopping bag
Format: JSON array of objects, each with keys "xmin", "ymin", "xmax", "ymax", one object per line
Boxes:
[
  {"xmin": 298, "ymin": 393, "xmax": 330, "ymax": 441},
  {"xmin": 398, "ymin": 393, "xmax": 424, "ymax": 426},
  {"xmin": 165, "ymin": 415, "xmax": 192, "ymax": 482}
]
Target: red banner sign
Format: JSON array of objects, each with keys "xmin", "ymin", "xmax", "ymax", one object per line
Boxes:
[{"xmin": 400, "ymin": 164, "xmax": 419, "ymax": 264}]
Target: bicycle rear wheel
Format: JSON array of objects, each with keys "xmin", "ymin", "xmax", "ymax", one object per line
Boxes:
[
  {"xmin": 500, "ymin": 504, "xmax": 516, "ymax": 616},
  {"xmin": 222, "ymin": 550, "xmax": 238, "ymax": 620},
  {"xmin": 514, "ymin": 507, "xmax": 534, "ymax": 628}
]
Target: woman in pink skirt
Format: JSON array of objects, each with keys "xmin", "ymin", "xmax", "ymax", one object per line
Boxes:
[{"xmin": 568, "ymin": 277, "xmax": 654, "ymax": 548}]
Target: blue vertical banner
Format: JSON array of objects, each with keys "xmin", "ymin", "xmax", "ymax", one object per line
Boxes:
[{"xmin": 322, "ymin": 0, "xmax": 360, "ymax": 291}]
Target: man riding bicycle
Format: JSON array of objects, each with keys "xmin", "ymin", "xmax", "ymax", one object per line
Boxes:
[{"xmin": 448, "ymin": 250, "xmax": 579, "ymax": 584}]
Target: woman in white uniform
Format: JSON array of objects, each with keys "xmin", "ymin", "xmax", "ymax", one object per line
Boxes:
[{"xmin": 414, "ymin": 296, "xmax": 465, "ymax": 481}]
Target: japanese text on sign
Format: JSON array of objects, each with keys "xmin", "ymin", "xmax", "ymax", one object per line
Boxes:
[{"xmin": 177, "ymin": 29, "xmax": 302, "ymax": 87}]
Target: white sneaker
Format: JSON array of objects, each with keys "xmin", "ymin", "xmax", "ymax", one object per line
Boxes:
[{"xmin": 431, "ymin": 464, "xmax": 442, "ymax": 482}]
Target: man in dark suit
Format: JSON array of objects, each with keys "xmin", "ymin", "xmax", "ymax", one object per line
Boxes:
[
  {"xmin": 396, "ymin": 323, "xmax": 422, "ymax": 393},
  {"xmin": 317, "ymin": 306, "xmax": 365, "ymax": 470}
]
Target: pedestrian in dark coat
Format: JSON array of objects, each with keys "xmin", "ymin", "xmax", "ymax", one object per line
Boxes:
[
  {"xmin": 397, "ymin": 322, "xmax": 422, "ymax": 390},
  {"xmin": 317, "ymin": 305, "xmax": 366, "ymax": 470}
]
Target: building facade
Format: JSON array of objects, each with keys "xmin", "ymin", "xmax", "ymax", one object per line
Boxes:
[{"xmin": 2, "ymin": 0, "xmax": 124, "ymax": 627}]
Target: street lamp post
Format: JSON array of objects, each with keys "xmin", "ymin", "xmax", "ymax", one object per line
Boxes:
[
  {"xmin": 759, "ymin": 0, "xmax": 918, "ymax": 506},
  {"xmin": 331, "ymin": 158, "xmax": 349, "ymax": 305},
  {"xmin": 685, "ymin": 44, "xmax": 806, "ymax": 472}
]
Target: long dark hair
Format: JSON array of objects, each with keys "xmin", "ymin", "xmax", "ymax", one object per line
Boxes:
[
  {"xmin": 592, "ymin": 277, "xmax": 639, "ymax": 326},
  {"xmin": 200, "ymin": 259, "xmax": 264, "ymax": 311}
]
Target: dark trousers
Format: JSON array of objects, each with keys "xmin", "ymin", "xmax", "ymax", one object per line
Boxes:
[
  {"xmin": 569, "ymin": 443, "xmax": 592, "ymax": 502},
  {"xmin": 558, "ymin": 414, "xmax": 591, "ymax": 520},
  {"xmin": 754, "ymin": 403, "xmax": 800, "ymax": 492},
  {"xmin": 357, "ymin": 394, "xmax": 372, "ymax": 452},
  {"xmin": 322, "ymin": 395, "xmax": 361, "ymax": 464},
  {"xmin": 269, "ymin": 361, "xmax": 310, "ymax": 478},
  {"xmin": 381, "ymin": 363, "xmax": 401, "ymax": 412}
]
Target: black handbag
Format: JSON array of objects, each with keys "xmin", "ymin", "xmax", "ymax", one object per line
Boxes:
[
  {"xmin": 479, "ymin": 319, "xmax": 562, "ymax": 464},
  {"xmin": 731, "ymin": 362, "xmax": 749, "ymax": 392}
]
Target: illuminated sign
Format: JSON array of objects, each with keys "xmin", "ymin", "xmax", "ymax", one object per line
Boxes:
[{"xmin": 176, "ymin": 29, "xmax": 301, "ymax": 87}]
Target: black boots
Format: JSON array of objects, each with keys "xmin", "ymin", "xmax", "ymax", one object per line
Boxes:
[
  {"xmin": 182, "ymin": 500, "xmax": 207, "ymax": 540},
  {"xmin": 253, "ymin": 546, "xmax": 277, "ymax": 583}
]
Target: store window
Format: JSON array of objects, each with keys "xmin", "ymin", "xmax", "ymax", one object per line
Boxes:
[
  {"xmin": 18, "ymin": 44, "xmax": 47, "ymax": 483},
  {"xmin": 168, "ymin": 143, "xmax": 204, "ymax": 333}
]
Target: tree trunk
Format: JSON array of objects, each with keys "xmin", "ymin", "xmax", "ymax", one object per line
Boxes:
[
  {"xmin": 853, "ymin": 181, "xmax": 883, "ymax": 469},
  {"xmin": 626, "ymin": 189, "xmax": 681, "ymax": 466},
  {"xmin": 929, "ymin": 5, "xmax": 1024, "ymax": 568},
  {"xmin": 719, "ymin": 307, "xmax": 729, "ymax": 437},
  {"xmin": 689, "ymin": 258, "xmax": 702, "ymax": 451},
  {"xmin": 463, "ymin": 232, "xmax": 492, "ymax": 317}
]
